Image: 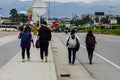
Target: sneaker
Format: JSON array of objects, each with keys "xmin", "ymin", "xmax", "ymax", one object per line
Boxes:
[
  {"xmin": 22, "ymin": 59, "xmax": 25, "ymax": 62},
  {"xmin": 69, "ymin": 63, "xmax": 71, "ymax": 65},
  {"xmin": 45, "ymin": 57, "xmax": 48, "ymax": 63},
  {"xmin": 71, "ymin": 62, "xmax": 74, "ymax": 66},
  {"xmin": 28, "ymin": 58, "xmax": 30, "ymax": 61},
  {"xmin": 89, "ymin": 61, "xmax": 92, "ymax": 65}
]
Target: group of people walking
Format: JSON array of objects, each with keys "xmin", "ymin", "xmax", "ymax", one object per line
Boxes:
[
  {"xmin": 66, "ymin": 29, "xmax": 97, "ymax": 65},
  {"xmin": 18, "ymin": 20, "xmax": 97, "ymax": 65},
  {"xmin": 18, "ymin": 20, "xmax": 51, "ymax": 63}
]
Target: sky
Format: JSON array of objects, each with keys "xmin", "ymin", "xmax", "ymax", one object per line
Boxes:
[
  {"xmin": 20, "ymin": 0, "xmax": 118, "ymax": 4},
  {"xmin": 20, "ymin": 0, "xmax": 101, "ymax": 3}
]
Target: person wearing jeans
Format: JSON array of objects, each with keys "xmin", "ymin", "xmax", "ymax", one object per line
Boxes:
[
  {"xmin": 66, "ymin": 29, "xmax": 80, "ymax": 65},
  {"xmin": 68, "ymin": 48, "xmax": 76, "ymax": 64}
]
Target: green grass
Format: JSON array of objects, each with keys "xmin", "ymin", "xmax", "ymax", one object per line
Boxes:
[
  {"xmin": 100, "ymin": 29, "xmax": 120, "ymax": 35},
  {"xmin": 79, "ymin": 29, "xmax": 120, "ymax": 36}
]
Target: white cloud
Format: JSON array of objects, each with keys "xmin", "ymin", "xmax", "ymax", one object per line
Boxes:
[{"xmin": 19, "ymin": 11, "xmax": 27, "ymax": 14}]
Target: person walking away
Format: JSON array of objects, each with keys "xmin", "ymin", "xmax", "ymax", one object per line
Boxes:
[
  {"xmin": 38, "ymin": 21, "xmax": 52, "ymax": 63},
  {"xmin": 66, "ymin": 29, "xmax": 80, "ymax": 65},
  {"xmin": 85, "ymin": 30, "xmax": 97, "ymax": 64},
  {"xmin": 32, "ymin": 23, "xmax": 39, "ymax": 35},
  {"xmin": 18, "ymin": 25, "xmax": 34, "ymax": 62}
]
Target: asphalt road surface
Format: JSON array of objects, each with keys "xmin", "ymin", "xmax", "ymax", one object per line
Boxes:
[
  {"xmin": 0, "ymin": 32, "xmax": 20, "ymax": 69},
  {"xmin": 1, "ymin": 32, "xmax": 120, "ymax": 80},
  {"xmin": 54, "ymin": 32, "xmax": 120, "ymax": 80}
]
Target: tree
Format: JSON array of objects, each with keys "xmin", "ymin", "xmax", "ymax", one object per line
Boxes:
[
  {"xmin": 101, "ymin": 17, "xmax": 109, "ymax": 24},
  {"xmin": 9, "ymin": 8, "xmax": 19, "ymax": 22},
  {"xmin": 19, "ymin": 13, "xmax": 28, "ymax": 23},
  {"xmin": 80, "ymin": 15, "xmax": 93, "ymax": 25},
  {"xmin": 70, "ymin": 14, "xmax": 80, "ymax": 26}
]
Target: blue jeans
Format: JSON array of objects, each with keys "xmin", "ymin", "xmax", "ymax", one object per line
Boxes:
[{"xmin": 68, "ymin": 48, "xmax": 76, "ymax": 64}]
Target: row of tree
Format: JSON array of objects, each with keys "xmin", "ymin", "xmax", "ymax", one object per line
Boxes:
[{"xmin": 9, "ymin": 8, "xmax": 28, "ymax": 23}]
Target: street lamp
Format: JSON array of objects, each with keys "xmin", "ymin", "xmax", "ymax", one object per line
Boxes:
[{"xmin": 48, "ymin": 0, "xmax": 50, "ymax": 19}]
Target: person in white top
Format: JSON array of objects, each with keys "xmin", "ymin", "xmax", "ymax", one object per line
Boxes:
[{"xmin": 66, "ymin": 29, "xmax": 80, "ymax": 65}]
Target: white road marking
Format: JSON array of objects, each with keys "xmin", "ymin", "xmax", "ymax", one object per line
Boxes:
[{"xmin": 81, "ymin": 45, "xmax": 120, "ymax": 70}]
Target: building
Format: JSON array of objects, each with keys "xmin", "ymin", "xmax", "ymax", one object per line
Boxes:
[{"xmin": 80, "ymin": 14, "xmax": 120, "ymax": 24}]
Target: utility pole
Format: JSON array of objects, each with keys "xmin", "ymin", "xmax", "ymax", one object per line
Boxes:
[
  {"xmin": 48, "ymin": 0, "xmax": 50, "ymax": 19},
  {"xmin": 0, "ymin": 8, "xmax": 2, "ymax": 24}
]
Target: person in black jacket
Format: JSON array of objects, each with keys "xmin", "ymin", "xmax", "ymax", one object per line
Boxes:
[{"xmin": 38, "ymin": 21, "xmax": 52, "ymax": 62}]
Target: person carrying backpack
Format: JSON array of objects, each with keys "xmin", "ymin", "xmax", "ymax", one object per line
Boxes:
[
  {"xmin": 18, "ymin": 25, "xmax": 34, "ymax": 62},
  {"xmin": 66, "ymin": 29, "xmax": 80, "ymax": 65},
  {"xmin": 85, "ymin": 30, "xmax": 97, "ymax": 64}
]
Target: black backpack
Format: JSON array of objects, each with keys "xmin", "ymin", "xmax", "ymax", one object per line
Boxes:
[{"xmin": 86, "ymin": 35, "xmax": 95, "ymax": 46}]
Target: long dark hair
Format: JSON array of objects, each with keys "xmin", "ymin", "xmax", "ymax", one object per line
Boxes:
[
  {"xmin": 24, "ymin": 26, "xmax": 29, "ymax": 32},
  {"xmin": 87, "ymin": 30, "xmax": 93, "ymax": 36}
]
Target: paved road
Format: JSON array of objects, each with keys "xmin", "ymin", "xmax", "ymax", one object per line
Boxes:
[
  {"xmin": 55, "ymin": 32, "xmax": 120, "ymax": 80},
  {"xmin": 0, "ymin": 32, "xmax": 20, "ymax": 69},
  {"xmin": 0, "ymin": 31, "xmax": 18, "ymax": 38},
  {"xmin": 1, "ymin": 32, "xmax": 120, "ymax": 80},
  {"xmin": 0, "ymin": 32, "xmax": 94, "ymax": 80}
]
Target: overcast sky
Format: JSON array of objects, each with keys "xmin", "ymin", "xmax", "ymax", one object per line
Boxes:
[
  {"xmin": 20, "ymin": 0, "xmax": 103, "ymax": 3},
  {"xmin": 20, "ymin": 0, "xmax": 117, "ymax": 3},
  {"xmin": 47, "ymin": 0, "xmax": 101, "ymax": 3}
]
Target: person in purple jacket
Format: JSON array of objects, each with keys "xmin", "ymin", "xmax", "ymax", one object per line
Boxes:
[{"xmin": 18, "ymin": 25, "xmax": 34, "ymax": 62}]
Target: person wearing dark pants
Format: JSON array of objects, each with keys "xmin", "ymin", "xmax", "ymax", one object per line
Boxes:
[
  {"xmin": 21, "ymin": 46, "xmax": 30, "ymax": 60},
  {"xmin": 38, "ymin": 20, "xmax": 52, "ymax": 63},
  {"xmin": 68, "ymin": 48, "xmax": 76, "ymax": 64},
  {"xmin": 18, "ymin": 25, "xmax": 34, "ymax": 62},
  {"xmin": 85, "ymin": 30, "xmax": 97, "ymax": 64},
  {"xmin": 40, "ymin": 49, "xmax": 48, "ymax": 60},
  {"xmin": 87, "ymin": 48, "xmax": 94, "ymax": 64},
  {"xmin": 66, "ymin": 29, "xmax": 80, "ymax": 65},
  {"xmin": 39, "ymin": 40, "xmax": 49, "ymax": 60}
]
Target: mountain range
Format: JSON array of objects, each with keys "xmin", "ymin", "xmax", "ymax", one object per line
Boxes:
[{"xmin": 0, "ymin": 0, "xmax": 120, "ymax": 18}]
